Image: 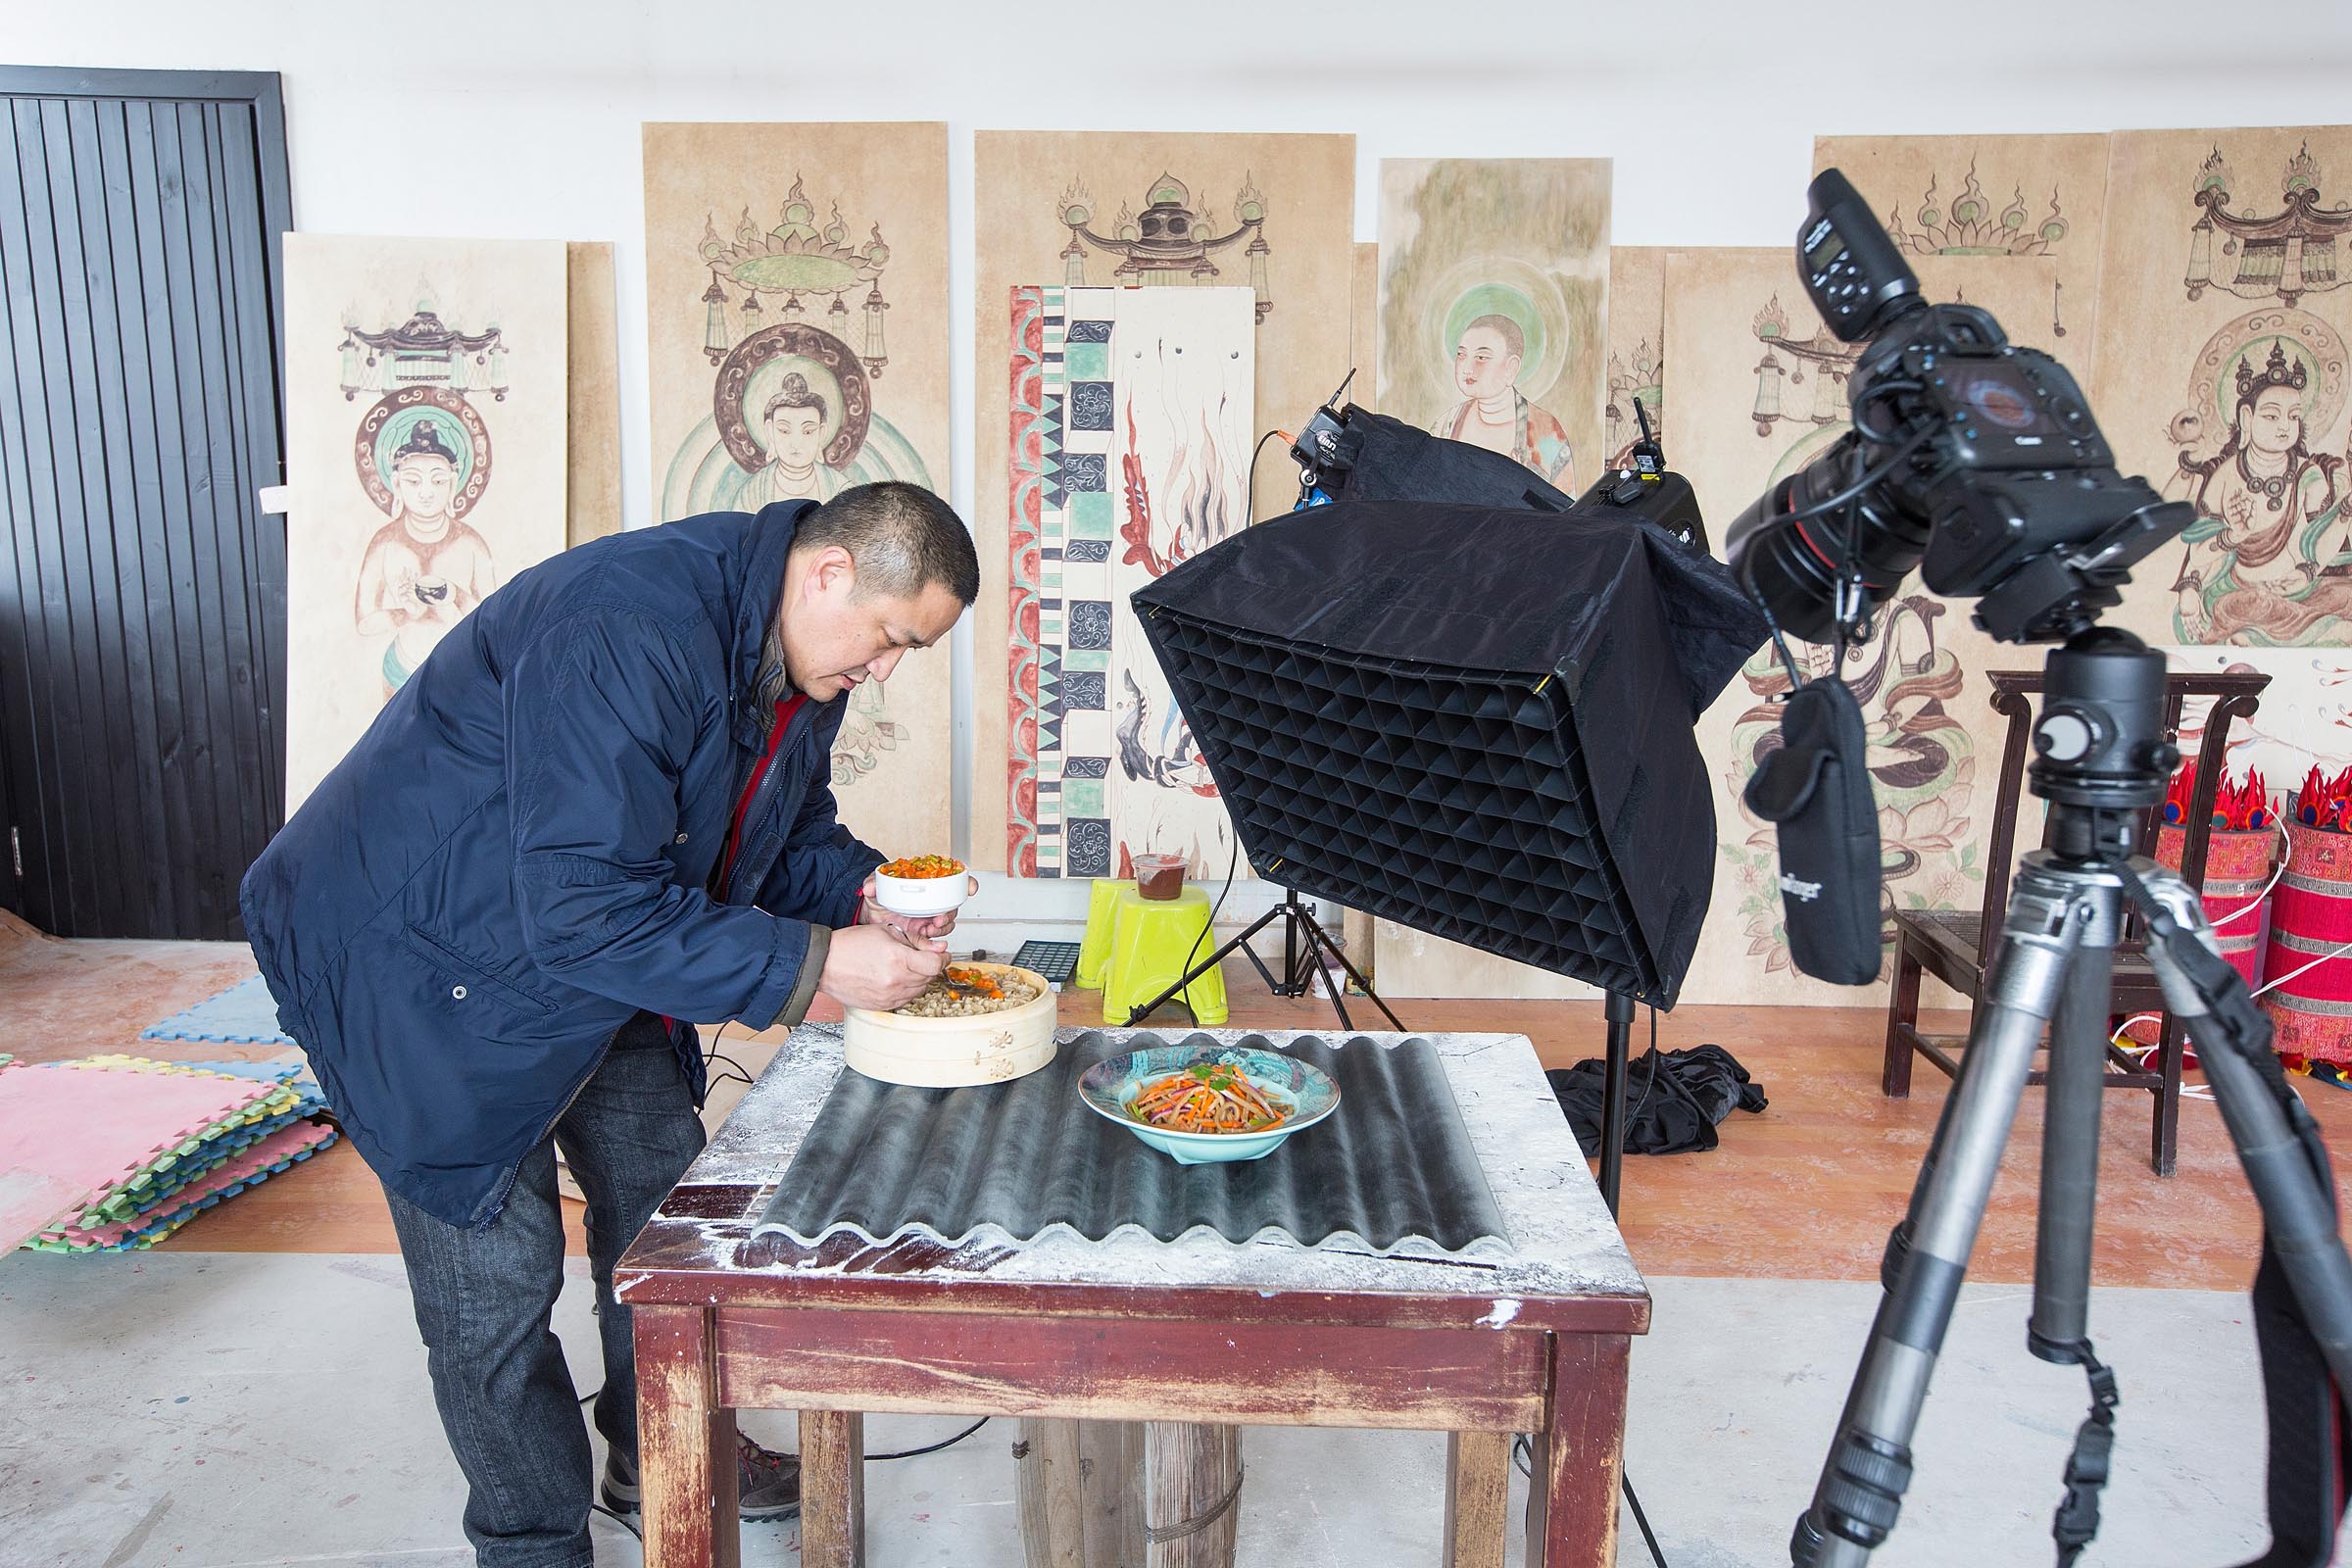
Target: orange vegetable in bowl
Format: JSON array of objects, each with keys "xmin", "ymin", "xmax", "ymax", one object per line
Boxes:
[{"xmin": 879, "ymin": 854, "xmax": 963, "ymax": 880}]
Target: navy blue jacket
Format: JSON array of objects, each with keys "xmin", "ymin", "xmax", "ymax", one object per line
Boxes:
[{"xmin": 241, "ymin": 504, "xmax": 883, "ymax": 1227}]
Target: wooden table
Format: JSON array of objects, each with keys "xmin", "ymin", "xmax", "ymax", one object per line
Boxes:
[{"xmin": 614, "ymin": 1025, "xmax": 1649, "ymax": 1567}]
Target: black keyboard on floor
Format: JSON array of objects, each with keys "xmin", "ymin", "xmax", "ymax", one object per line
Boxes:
[{"xmin": 1010, "ymin": 940, "xmax": 1083, "ymax": 988}]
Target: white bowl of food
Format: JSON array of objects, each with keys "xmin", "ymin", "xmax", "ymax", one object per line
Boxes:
[
  {"xmin": 843, "ymin": 962, "xmax": 1057, "ymax": 1087},
  {"xmin": 871, "ymin": 854, "xmax": 969, "ymax": 917}
]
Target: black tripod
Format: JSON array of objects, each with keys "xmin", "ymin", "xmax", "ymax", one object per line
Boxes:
[
  {"xmin": 1792, "ymin": 627, "xmax": 2352, "ymax": 1566},
  {"xmin": 1123, "ymin": 886, "xmax": 1404, "ymax": 1031}
]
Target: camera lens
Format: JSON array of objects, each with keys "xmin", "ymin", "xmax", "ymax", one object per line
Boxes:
[{"xmin": 1725, "ymin": 433, "xmax": 1932, "ymax": 645}]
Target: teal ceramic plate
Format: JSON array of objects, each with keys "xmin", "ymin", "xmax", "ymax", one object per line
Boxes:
[{"xmin": 1078, "ymin": 1044, "xmax": 1340, "ymax": 1165}]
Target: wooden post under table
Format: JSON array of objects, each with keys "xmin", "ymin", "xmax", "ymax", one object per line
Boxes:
[
  {"xmin": 1443, "ymin": 1430, "xmax": 1514, "ymax": 1568},
  {"xmin": 798, "ymin": 1409, "xmax": 864, "ymax": 1566}
]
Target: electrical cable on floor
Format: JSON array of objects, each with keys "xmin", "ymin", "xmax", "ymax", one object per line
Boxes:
[
  {"xmin": 704, "ymin": 1021, "xmax": 759, "ymax": 1089},
  {"xmin": 570, "ymin": 1391, "xmax": 989, "ymax": 1468},
  {"xmin": 862, "ymin": 1415, "xmax": 992, "ymax": 1460},
  {"xmin": 1158, "ymin": 832, "xmax": 1245, "ymax": 1024},
  {"xmin": 1512, "ymin": 1436, "xmax": 1669, "ymax": 1566}
]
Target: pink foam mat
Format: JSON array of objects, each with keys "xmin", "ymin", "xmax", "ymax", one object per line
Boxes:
[
  {"xmin": 0, "ymin": 1061, "xmax": 270, "ymax": 1250},
  {"xmin": 41, "ymin": 1121, "xmax": 338, "ymax": 1249}
]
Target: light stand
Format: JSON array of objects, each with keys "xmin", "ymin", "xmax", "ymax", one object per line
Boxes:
[
  {"xmin": 1599, "ymin": 990, "xmax": 1638, "ymax": 1214},
  {"xmin": 1124, "ymin": 887, "xmax": 1403, "ymax": 1032}
]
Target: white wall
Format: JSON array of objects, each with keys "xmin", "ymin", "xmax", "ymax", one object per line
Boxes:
[{"xmin": 17, "ymin": 0, "xmax": 2352, "ymax": 942}]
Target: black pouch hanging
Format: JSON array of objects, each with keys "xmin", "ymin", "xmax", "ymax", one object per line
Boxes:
[{"xmin": 1741, "ymin": 675, "xmax": 1883, "ymax": 986}]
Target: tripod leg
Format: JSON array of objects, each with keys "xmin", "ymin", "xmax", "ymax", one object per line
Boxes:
[
  {"xmin": 1876, "ymin": 1016, "xmax": 1981, "ymax": 1294},
  {"xmin": 2031, "ymin": 881, "xmax": 2120, "ymax": 1363},
  {"xmin": 1283, "ymin": 891, "xmax": 1304, "ymax": 994},
  {"xmin": 1792, "ymin": 872, "xmax": 2084, "ymax": 1567},
  {"xmin": 1281, "ymin": 906, "xmax": 1352, "ymax": 1029},
  {"xmin": 2132, "ymin": 864, "xmax": 2352, "ymax": 1393}
]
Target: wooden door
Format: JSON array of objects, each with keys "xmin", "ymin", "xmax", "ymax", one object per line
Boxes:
[{"xmin": 0, "ymin": 67, "xmax": 291, "ymax": 938}]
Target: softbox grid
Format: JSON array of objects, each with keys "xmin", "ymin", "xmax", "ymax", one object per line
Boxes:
[{"xmin": 1142, "ymin": 609, "xmax": 1657, "ymax": 1002}]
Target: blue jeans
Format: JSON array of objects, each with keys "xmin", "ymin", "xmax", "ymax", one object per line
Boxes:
[{"xmin": 384, "ymin": 1018, "xmax": 705, "ymax": 1568}]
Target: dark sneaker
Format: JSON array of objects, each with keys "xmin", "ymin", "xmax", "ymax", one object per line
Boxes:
[{"xmin": 601, "ymin": 1434, "xmax": 802, "ymax": 1522}]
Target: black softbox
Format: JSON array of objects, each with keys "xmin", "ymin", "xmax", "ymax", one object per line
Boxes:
[{"xmin": 1132, "ymin": 501, "xmax": 1767, "ymax": 1007}]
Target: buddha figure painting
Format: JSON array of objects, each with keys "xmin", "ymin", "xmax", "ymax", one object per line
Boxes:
[
  {"xmin": 1429, "ymin": 305, "xmax": 1577, "ymax": 490},
  {"xmin": 1377, "ymin": 158, "xmax": 1610, "ymax": 501},
  {"xmin": 349, "ymin": 387, "xmax": 499, "ymax": 699},
  {"xmin": 2166, "ymin": 330, "xmax": 2352, "ymax": 644}
]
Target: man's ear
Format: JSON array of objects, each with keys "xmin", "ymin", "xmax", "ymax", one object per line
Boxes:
[{"xmin": 811, "ymin": 545, "xmax": 857, "ymax": 597}]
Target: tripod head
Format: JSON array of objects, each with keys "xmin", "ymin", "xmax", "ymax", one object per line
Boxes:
[{"xmin": 2029, "ymin": 628, "xmax": 2180, "ymax": 865}]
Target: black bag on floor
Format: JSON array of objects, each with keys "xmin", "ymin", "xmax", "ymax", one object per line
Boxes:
[{"xmin": 1546, "ymin": 1043, "xmax": 1767, "ymax": 1157}]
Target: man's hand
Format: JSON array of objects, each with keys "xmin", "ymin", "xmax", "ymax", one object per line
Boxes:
[
  {"xmin": 859, "ymin": 873, "xmax": 980, "ymax": 942},
  {"xmin": 816, "ymin": 921, "xmax": 947, "ymax": 1011}
]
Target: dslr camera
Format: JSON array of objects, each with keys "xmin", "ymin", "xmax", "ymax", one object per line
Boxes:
[{"xmin": 1727, "ymin": 170, "xmax": 2192, "ymax": 647}]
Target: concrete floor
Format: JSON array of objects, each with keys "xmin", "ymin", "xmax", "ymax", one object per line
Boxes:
[{"xmin": 0, "ymin": 1260, "xmax": 2275, "ymax": 1568}]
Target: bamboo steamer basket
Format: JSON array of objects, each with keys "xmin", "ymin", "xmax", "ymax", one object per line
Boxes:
[{"xmin": 843, "ymin": 963, "xmax": 1058, "ymax": 1087}]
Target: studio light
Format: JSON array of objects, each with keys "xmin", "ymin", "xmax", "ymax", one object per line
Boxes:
[{"xmin": 1133, "ymin": 498, "xmax": 1767, "ymax": 1009}]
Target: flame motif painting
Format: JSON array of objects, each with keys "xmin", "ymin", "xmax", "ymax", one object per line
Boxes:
[
  {"xmin": 1005, "ymin": 285, "xmax": 1256, "ymax": 879},
  {"xmin": 970, "ymin": 131, "xmax": 1356, "ymax": 870}
]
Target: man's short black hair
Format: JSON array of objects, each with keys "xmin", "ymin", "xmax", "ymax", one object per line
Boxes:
[{"xmin": 795, "ymin": 481, "xmax": 980, "ymax": 606}]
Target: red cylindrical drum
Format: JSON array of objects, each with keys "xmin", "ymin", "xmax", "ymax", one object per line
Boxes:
[
  {"xmin": 2124, "ymin": 825, "xmax": 2273, "ymax": 1047},
  {"xmin": 2263, "ymin": 821, "xmax": 2352, "ymax": 1065}
]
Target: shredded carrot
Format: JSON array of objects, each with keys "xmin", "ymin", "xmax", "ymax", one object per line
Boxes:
[
  {"xmin": 1126, "ymin": 1064, "xmax": 1291, "ymax": 1134},
  {"xmin": 879, "ymin": 854, "xmax": 963, "ymax": 879},
  {"xmin": 943, "ymin": 964, "xmax": 1003, "ymax": 999}
]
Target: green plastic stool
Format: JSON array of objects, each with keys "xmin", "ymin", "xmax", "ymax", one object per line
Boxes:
[
  {"xmin": 1101, "ymin": 885, "xmax": 1228, "ymax": 1026},
  {"xmin": 1075, "ymin": 877, "xmax": 1126, "ymax": 990}
]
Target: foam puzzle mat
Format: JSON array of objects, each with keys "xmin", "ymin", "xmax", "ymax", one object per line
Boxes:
[
  {"xmin": 0, "ymin": 1060, "xmax": 273, "ymax": 1250},
  {"xmin": 55, "ymin": 1057, "xmax": 325, "ymax": 1226},
  {"xmin": 139, "ymin": 975, "xmax": 293, "ymax": 1047},
  {"xmin": 25, "ymin": 1121, "xmax": 340, "ymax": 1252}
]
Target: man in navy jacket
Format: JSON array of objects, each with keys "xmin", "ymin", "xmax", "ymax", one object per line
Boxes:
[{"xmin": 243, "ymin": 482, "xmax": 977, "ymax": 1563}]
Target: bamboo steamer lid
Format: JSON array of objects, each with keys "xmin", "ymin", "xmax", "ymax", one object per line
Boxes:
[{"xmin": 843, "ymin": 963, "xmax": 1058, "ymax": 1087}]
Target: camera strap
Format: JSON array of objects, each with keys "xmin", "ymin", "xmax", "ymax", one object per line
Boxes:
[
  {"xmin": 2120, "ymin": 863, "xmax": 2351, "ymax": 1566},
  {"xmin": 2050, "ymin": 1345, "xmax": 2120, "ymax": 1565}
]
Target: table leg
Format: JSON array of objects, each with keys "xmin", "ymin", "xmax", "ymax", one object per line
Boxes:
[
  {"xmin": 1443, "ymin": 1430, "xmax": 1512, "ymax": 1568},
  {"xmin": 799, "ymin": 1409, "xmax": 865, "ymax": 1567},
  {"xmin": 1524, "ymin": 1334, "xmax": 1630, "ymax": 1568},
  {"xmin": 634, "ymin": 1304, "xmax": 742, "ymax": 1568},
  {"xmin": 710, "ymin": 1404, "xmax": 741, "ymax": 1568}
]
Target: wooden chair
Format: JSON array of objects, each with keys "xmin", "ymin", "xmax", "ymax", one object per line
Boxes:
[{"xmin": 1881, "ymin": 668, "xmax": 2268, "ymax": 1176}]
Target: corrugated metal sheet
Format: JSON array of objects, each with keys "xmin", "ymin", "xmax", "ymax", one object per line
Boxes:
[{"xmin": 754, "ymin": 1031, "xmax": 1511, "ymax": 1257}]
